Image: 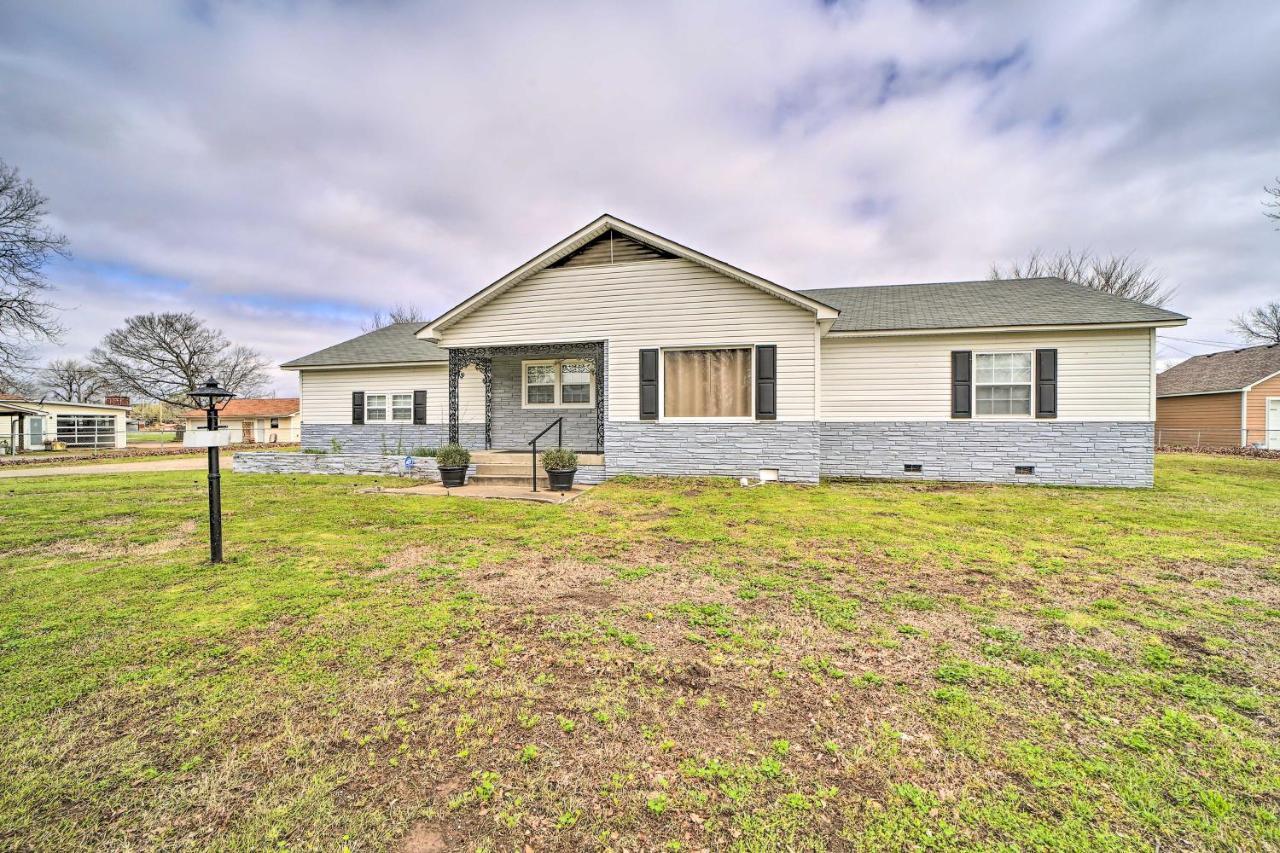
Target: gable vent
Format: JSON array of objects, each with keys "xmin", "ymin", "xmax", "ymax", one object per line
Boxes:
[{"xmin": 550, "ymin": 229, "xmax": 674, "ymax": 268}]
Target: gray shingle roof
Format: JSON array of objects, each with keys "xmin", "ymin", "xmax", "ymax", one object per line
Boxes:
[
  {"xmin": 281, "ymin": 322, "xmax": 446, "ymax": 369},
  {"xmin": 1156, "ymin": 343, "xmax": 1280, "ymax": 396},
  {"xmin": 797, "ymin": 277, "xmax": 1186, "ymax": 333}
]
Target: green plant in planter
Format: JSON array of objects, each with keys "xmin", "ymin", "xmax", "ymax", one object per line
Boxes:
[
  {"xmin": 541, "ymin": 447, "xmax": 578, "ymax": 472},
  {"xmin": 435, "ymin": 443, "xmax": 471, "ymax": 469}
]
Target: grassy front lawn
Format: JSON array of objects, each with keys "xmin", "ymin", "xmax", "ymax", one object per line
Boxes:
[
  {"xmin": 2, "ymin": 455, "xmax": 1278, "ymax": 850},
  {"xmin": 127, "ymin": 431, "xmax": 178, "ymax": 443}
]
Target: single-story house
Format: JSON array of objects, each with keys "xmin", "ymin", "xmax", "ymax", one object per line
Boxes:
[
  {"xmin": 0, "ymin": 396, "xmax": 130, "ymax": 452},
  {"xmin": 1155, "ymin": 343, "xmax": 1280, "ymax": 449},
  {"xmin": 181, "ymin": 398, "xmax": 300, "ymax": 444},
  {"xmin": 281, "ymin": 215, "xmax": 1187, "ymax": 487}
]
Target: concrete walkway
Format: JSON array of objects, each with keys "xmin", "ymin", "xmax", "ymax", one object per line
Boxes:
[{"xmin": 0, "ymin": 457, "xmax": 207, "ymax": 478}]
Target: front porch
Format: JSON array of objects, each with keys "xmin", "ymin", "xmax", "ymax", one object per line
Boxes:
[{"xmin": 448, "ymin": 342, "xmax": 606, "ymax": 454}]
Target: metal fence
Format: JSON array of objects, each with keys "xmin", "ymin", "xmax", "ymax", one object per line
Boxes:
[
  {"xmin": 1155, "ymin": 427, "xmax": 1280, "ymax": 449},
  {"xmin": 172, "ymin": 424, "xmax": 302, "ymax": 445}
]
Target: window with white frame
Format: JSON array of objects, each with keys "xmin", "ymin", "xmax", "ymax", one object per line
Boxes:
[
  {"xmin": 366, "ymin": 393, "xmax": 414, "ymax": 422},
  {"xmin": 522, "ymin": 359, "xmax": 595, "ymax": 408},
  {"xmin": 365, "ymin": 394, "xmax": 388, "ymax": 421},
  {"xmin": 662, "ymin": 347, "xmax": 752, "ymax": 419},
  {"xmin": 974, "ymin": 352, "xmax": 1033, "ymax": 416}
]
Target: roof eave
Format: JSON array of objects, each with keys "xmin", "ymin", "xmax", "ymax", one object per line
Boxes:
[
  {"xmin": 825, "ymin": 318, "xmax": 1187, "ymax": 338},
  {"xmin": 1155, "ymin": 389, "xmax": 1246, "ymax": 398},
  {"xmin": 281, "ymin": 360, "xmax": 447, "ymax": 371}
]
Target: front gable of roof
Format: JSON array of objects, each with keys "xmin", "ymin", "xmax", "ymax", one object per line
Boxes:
[
  {"xmin": 1157, "ymin": 343, "xmax": 1280, "ymax": 396},
  {"xmin": 419, "ymin": 214, "xmax": 839, "ymax": 340}
]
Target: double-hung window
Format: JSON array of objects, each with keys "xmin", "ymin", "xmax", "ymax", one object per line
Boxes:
[
  {"xmin": 366, "ymin": 393, "xmax": 414, "ymax": 422},
  {"xmin": 522, "ymin": 360, "xmax": 594, "ymax": 408},
  {"xmin": 662, "ymin": 347, "xmax": 752, "ymax": 420},
  {"xmin": 974, "ymin": 352, "xmax": 1033, "ymax": 416}
]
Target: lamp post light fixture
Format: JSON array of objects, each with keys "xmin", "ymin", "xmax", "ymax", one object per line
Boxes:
[{"xmin": 188, "ymin": 377, "xmax": 236, "ymax": 563}]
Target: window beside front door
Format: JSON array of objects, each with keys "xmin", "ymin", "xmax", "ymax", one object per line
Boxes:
[
  {"xmin": 522, "ymin": 360, "xmax": 595, "ymax": 408},
  {"xmin": 662, "ymin": 347, "xmax": 753, "ymax": 420},
  {"xmin": 974, "ymin": 352, "xmax": 1033, "ymax": 416}
]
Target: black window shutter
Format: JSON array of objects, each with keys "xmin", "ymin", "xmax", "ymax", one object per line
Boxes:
[
  {"xmin": 351, "ymin": 391, "xmax": 364, "ymax": 425},
  {"xmin": 413, "ymin": 390, "xmax": 427, "ymax": 425},
  {"xmin": 1036, "ymin": 349, "xmax": 1058, "ymax": 419},
  {"xmin": 951, "ymin": 351, "xmax": 972, "ymax": 419},
  {"xmin": 755, "ymin": 345, "xmax": 777, "ymax": 420},
  {"xmin": 639, "ymin": 349, "xmax": 659, "ymax": 420}
]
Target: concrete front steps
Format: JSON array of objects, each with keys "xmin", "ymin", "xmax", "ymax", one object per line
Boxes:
[{"xmin": 468, "ymin": 450, "xmax": 603, "ymax": 487}]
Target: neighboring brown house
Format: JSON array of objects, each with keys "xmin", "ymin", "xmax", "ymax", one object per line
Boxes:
[
  {"xmin": 1156, "ymin": 344, "xmax": 1280, "ymax": 448},
  {"xmin": 182, "ymin": 398, "xmax": 300, "ymax": 444}
]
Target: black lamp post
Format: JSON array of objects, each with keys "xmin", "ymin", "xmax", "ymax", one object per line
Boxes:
[{"xmin": 188, "ymin": 378, "xmax": 236, "ymax": 563}]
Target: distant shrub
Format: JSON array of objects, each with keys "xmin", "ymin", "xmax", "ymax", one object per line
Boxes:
[
  {"xmin": 541, "ymin": 447, "xmax": 578, "ymax": 471},
  {"xmin": 411, "ymin": 446, "xmax": 437, "ymax": 457},
  {"xmin": 302, "ymin": 448, "xmax": 326, "ymax": 455},
  {"xmin": 435, "ymin": 443, "xmax": 470, "ymax": 468}
]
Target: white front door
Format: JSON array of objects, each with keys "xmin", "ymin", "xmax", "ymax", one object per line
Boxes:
[{"xmin": 1267, "ymin": 397, "xmax": 1280, "ymax": 450}]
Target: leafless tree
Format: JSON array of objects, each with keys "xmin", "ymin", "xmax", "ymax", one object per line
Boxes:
[
  {"xmin": 363, "ymin": 302, "xmax": 427, "ymax": 332},
  {"xmin": 0, "ymin": 369, "xmax": 39, "ymax": 399},
  {"xmin": 42, "ymin": 358, "xmax": 106, "ymax": 402},
  {"xmin": 989, "ymin": 248, "xmax": 1175, "ymax": 307},
  {"xmin": 1232, "ymin": 301, "xmax": 1280, "ymax": 344},
  {"xmin": 1265, "ymin": 177, "xmax": 1280, "ymax": 228},
  {"xmin": 0, "ymin": 159, "xmax": 69, "ymax": 372},
  {"xmin": 90, "ymin": 312, "xmax": 270, "ymax": 405}
]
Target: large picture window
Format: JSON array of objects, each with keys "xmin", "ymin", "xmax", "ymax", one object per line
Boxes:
[
  {"xmin": 662, "ymin": 348, "xmax": 752, "ymax": 419},
  {"xmin": 522, "ymin": 360, "xmax": 595, "ymax": 408},
  {"xmin": 974, "ymin": 352, "xmax": 1033, "ymax": 416}
]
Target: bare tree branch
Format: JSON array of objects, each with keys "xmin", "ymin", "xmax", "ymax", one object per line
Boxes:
[
  {"xmin": 42, "ymin": 358, "xmax": 106, "ymax": 402},
  {"xmin": 0, "ymin": 366, "xmax": 39, "ymax": 399},
  {"xmin": 989, "ymin": 248, "xmax": 1175, "ymax": 307},
  {"xmin": 1265, "ymin": 177, "xmax": 1280, "ymax": 228},
  {"xmin": 362, "ymin": 302, "xmax": 426, "ymax": 332},
  {"xmin": 1232, "ymin": 301, "xmax": 1280, "ymax": 344},
  {"xmin": 90, "ymin": 312, "xmax": 270, "ymax": 405},
  {"xmin": 0, "ymin": 159, "xmax": 70, "ymax": 371}
]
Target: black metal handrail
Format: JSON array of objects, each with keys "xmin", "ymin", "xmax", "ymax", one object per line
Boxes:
[{"xmin": 528, "ymin": 417, "xmax": 563, "ymax": 492}]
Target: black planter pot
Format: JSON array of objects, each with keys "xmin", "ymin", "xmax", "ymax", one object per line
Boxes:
[
  {"xmin": 546, "ymin": 468, "xmax": 577, "ymax": 492},
  {"xmin": 438, "ymin": 466, "xmax": 468, "ymax": 487}
]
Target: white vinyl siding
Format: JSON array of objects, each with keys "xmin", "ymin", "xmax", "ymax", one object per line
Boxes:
[
  {"xmin": 299, "ymin": 365, "xmax": 484, "ymax": 424},
  {"xmin": 820, "ymin": 328, "xmax": 1154, "ymax": 421},
  {"xmin": 438, "ymin": 258, "xmax": 818, "ymax": 421}
]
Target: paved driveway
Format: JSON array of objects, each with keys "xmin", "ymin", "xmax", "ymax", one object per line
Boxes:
[{"xmin": 0, "ymin": 458, "xmax": 208, "ymax": 478}]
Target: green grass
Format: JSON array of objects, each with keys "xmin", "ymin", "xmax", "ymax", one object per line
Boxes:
[
  {"xmin": 1, "ymin": 453, "xmax": 1278, "ymax": 850},
  {"xmin": 126, "ymin": 431, "xmax": 178, "ymax": 443}
]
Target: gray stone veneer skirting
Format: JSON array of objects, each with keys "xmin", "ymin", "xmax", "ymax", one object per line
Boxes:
[
  {"xmin": 605, "ymin": 421, "xmax": 821, "ymax": 484},
  {"xmin": 819, "ymin": 421, "xmax": 1154, "ymax": 488},
  {"xmin": 301, "ymin": 423, "xmax": 485, "ymax": 453},
  {"xmin": 233, "ymin": 451, "xmax": 604, "ymax": 485}
]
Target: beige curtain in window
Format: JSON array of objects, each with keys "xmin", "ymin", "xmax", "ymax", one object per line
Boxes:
[{"xmin": 664, "ymin": 348, "xmax": 752, "ymax": 417}]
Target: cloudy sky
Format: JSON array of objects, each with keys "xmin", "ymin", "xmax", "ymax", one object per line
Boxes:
[{"xmin": 2, "ymin": 0, "xmax": 1277, "ymax": 395}]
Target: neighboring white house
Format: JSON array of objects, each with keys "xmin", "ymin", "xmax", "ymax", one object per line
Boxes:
[
  {"xmin": 0, "ymin": 396, "xmax": 130, "ymax": 452},
  {"xmin": 181, "ymin": 398, "xmax": 300, "ymax": 444},
  {"xmin": 281, "ymin": 215, "xmax": 1187, "ymax": 487}
]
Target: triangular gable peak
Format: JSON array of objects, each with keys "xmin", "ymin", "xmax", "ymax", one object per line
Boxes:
[{"xmin": 419, "ymin": 214, "xmax": 839, "ymax": 340}]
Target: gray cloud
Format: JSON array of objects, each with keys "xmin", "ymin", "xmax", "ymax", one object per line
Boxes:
[{"xmin": 1, "ymin": 0, "xmax": 1277, "ymax": 392}]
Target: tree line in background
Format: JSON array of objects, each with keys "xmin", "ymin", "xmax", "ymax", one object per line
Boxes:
[
  {"xmin": 0, "ymin": 157, "xmax": 273, "ymax": 409},
  {"xmin": 1, "ymin": 157, "xmax": 1278, "ymax": 408}
]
